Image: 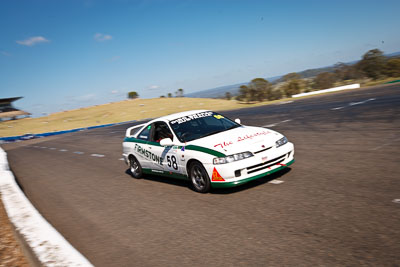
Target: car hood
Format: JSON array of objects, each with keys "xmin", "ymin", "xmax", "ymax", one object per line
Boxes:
[{"xmin": 189, "ymin": 126, "xmax": 283, "ymax": 155}]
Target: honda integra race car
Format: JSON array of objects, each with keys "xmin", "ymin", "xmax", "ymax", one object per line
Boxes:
[{"xmin": 122, "ymin": 110, "xmax": 294, "ymax": 193}]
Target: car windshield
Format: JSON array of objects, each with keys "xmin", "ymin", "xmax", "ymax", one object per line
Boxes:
[{"xmin": 169, "ymin": 111, "xmax": 240, "ymax": 142}]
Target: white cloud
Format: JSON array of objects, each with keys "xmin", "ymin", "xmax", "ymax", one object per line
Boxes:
[
  {"xmin": 94, "ymin": 33, "xmax": 113, "ymax": 42},
  {"xmin": 148, "ymin": 85, "xmax": 160, "ymax": 90},
  {"xmin": 16, "ymin": 36, "xmax": 50, "ymax": 46},
  {"xmin": 110, "ymin": 90, "xmax": 118, "ymax": 94}
]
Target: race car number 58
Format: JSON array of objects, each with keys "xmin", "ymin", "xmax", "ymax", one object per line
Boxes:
[{"xmin": 167, "ymin": 155, "xmax": 178, "ymax": 170}]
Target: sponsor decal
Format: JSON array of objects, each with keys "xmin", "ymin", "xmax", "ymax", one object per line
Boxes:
[
  {"xmin": 237, "ymin": 130, "xmax": 271, "ymax": 142},
  {"xmin": 214, "ymin": 130, "xmax": 271, "ymax": 149},
  {"xmin": 134, "ymin": 144, "xmax": 163, "ymax": 165},
  {"xmin": 170, "ymin": 111, "xmax": 213, "ymax": 125},
  {"xmin": 213, "ymin": 115, "xmax": 224, "ymax": 119},
  {"xmin": 212, "ymin": 167, "xmax": 225, "ymax": 181}
]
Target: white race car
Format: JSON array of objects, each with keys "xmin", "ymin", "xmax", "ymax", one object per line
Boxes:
[{"xmin": 123, "ymin": 110, "xmax": 294, "ymax": 193}]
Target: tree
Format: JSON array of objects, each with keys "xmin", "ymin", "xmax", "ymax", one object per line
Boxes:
[
  {"xmin": 176, "ymin": 88, "xmax": 184, "ymax": 97},
  {"xmin": 160, "ymin": 95, "xmax": 165, "ymax": 98},
  {"xmin": 283, "ymin": 80, "xmax": 301, "ymax": 97},
  {"xmin": 313, "ymin": 72, "xmax": 337, "ymax": 90},
  {"xmin": 249, "ymin": 78, "xmax": 271, "ymax": 101},
  {"xmin": 334, "ymin": 62, "xmax": 364, "ymax": 81},
  {"xmin": 167, "ymin": 93, "xmax": 172, "ymax": 98},
  {"xmin": 384, "ymin": 58, "xmax": 400, "ymax": 77},
  {"xmin": 238, "ymin": 85, "xmax": 249, "ymax": 102},
  {"xmin": 357, "ymin": 49, "xmax": 386, "ymax": 80},
  {"xmin": 269, "ymin": 89, "xmax": 283, "ymax": 100},
  {"xmin": 225, "ymin": 92, "xmax": 232, "ymax": 100},
  {"xmin": 128, "ymin": 91, "xmax": 139, "ymax": 99}
]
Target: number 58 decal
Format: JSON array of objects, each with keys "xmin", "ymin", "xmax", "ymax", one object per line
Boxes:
[{"xmin": 167, "ymin": 155, "xmax": 178, "ymax": 170}]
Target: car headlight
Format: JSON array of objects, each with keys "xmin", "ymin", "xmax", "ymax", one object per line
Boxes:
[
  {"xmin": 213, "ymin": 152, "xmax": 253, "ymax": 165},
  {"xmin": 276, "ymin": 136, "xmax": 288, "ymax": 148}
]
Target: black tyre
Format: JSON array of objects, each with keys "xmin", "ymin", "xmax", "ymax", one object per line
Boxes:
[
  {"xmin": 129, "ymin": 156, "xmax": 143, "ymax": 178},
  {"xmin": 189, "ymin": 161, "xmax": 211, "ymax": 193}
]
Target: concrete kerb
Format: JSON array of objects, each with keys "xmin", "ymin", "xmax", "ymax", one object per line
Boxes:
[{"xmin": 0, "ymin": 146, "xmax": 93, "ymax": 267}]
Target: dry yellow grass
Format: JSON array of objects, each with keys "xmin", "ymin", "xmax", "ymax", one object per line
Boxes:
[
  {"xmin": 0, "ymin": 98, "xmax": 269, "ymax": 137},
  {"xmin": 2, "ymin": 79, "xmax": 395, "ymax": 137}
]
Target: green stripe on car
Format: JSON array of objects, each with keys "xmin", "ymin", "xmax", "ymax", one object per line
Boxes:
[
  {"xmin": 123, "ymin": 138, "xmax": 225, "ymax": 157},
  {"xmin": 185, "ymin": 145, "xmax": 225, "ymax": 157}
]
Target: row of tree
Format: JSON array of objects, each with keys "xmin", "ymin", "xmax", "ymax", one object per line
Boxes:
[
  {"xmin": 128, "ymin": 88, "xmax": 185, "ymax": 99},
  {"xmin": 234, "ymin": 49, "xmax": 400, "ymax": 102},
  {"xmin": 128, "ymin": 49, "xmax": 399, "ymax": 102}
]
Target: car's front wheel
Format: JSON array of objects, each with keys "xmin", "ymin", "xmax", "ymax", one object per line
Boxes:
[
  {"xmin": 189, "ymin": 161, "xmax": 211, "ymax": 193},
  {"xmin": 129, "ymin": 156, "xmax": 143, "ymax": 178}
]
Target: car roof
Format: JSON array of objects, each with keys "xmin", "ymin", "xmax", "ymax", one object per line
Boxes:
[{"xmin": 155, "ymin": 110, "xmax": 211, "ymax": 122}]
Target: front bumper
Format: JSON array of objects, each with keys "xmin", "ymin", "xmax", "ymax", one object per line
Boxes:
[
  {"xmin": 210, "ymin": 142, "xmax": 294, "ymax": 188},
  {"xmin": 211, "ymin": 159, "xmax": 294, "ymax": 188}
]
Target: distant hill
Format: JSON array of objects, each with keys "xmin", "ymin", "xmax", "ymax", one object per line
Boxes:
[
  {"xmin": 185, "ymin": 76, "xmax": 281, "ymax": 99},
  {"xmin": 186, "ymin": 50, "xmax": 400, "ymax": 98},
  {"xmin": 387, "ymin": 51, "xmax": 400, "ymax": 58}
]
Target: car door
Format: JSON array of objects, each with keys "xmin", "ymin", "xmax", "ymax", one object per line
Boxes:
[{"xmin": 147, "ymin": 121, "xmax": 184, "ymax": 175}]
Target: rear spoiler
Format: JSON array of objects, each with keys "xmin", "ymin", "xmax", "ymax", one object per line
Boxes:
[{"xmin": 125, "ymin": 123, "xmax": 146, "ymax": 137}]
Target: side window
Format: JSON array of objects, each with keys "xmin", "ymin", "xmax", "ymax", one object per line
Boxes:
[
  {"xmin": 152, "ymin": 122, "xmax": 174, "ymax": 142},
  {"xmin": 137, "ymin": 124, "xmax": 152, "ymax": 141}
]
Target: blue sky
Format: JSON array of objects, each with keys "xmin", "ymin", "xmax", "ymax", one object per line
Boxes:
[{"xmin": 1, "ymin": 0, "xmax": 400, "ymax": 117}]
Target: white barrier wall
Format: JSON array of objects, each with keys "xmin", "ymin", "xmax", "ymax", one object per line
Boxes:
[
  {"xmin": 0, "ymin": 147, "xmax": 93, "ymax": 267},
  {"xmin": 292, "ymin": 83, "xmax": 360, "ymax": 98}
]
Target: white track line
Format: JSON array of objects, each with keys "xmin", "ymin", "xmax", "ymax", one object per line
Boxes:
[
  {"xmin": 278, "ymin": 101, "xmax": 293, "ymax": 105},
  {"xmin": 349, "ymin": 98, "xmax": 376, "ymax": 106},
  {"xmin": 262, "ymin": 119, "xmax": 292, "ymax": 128},
  {"xmin": 331, "ymin": 106, "xmax": 345, "ymax": 110},
  {"xmin": 268, "ymin": 180, "xmax": 284, "ymax": 184},
  {"xmin": 90, "ymin": 154, "xmax": 105, "ymax": 158},
  {"xmin": 331, "ymin": 98, "xmax": 376, "ymax": 110},
  {"xmin": 0, "ymin": 147, "xmax": 93, "ymax": 266}
]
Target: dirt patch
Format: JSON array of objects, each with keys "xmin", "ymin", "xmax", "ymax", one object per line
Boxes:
[{"xmin": 0, "ymin": 194, "xmax": 29, "ymax": 267}]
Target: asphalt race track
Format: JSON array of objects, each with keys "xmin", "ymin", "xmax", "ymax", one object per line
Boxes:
[{"xmin": 3, "ymin": 84, "xmax": 400, "ymax": 266}]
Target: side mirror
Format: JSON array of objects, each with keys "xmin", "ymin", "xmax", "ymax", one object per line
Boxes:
[
  {"xmin": 235, "ymin": 118, "xmax": 241, "ymax": 124},
  {"xmin": 160, "ymin": 138, "xmax": 174, "ymax": 147}
]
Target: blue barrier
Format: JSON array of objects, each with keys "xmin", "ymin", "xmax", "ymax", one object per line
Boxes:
[{"xmin": 0, "ymin": 120, "xmax": 137, "ymax": 143}]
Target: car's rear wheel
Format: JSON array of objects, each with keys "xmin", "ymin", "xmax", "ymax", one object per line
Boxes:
[
  {"xmin": 189, "ymin": 161, "xmax": 211, "ymax": 193},
  {"xmin": 129, "ymin": 156, "xmax": 142, "ymax": 178}
]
